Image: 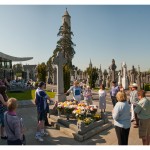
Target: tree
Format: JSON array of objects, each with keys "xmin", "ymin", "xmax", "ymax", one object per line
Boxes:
[
  {"xmin": 13, "ymin": 63, "xmax": 23, "ymax": 77},
  {"xmin": 86, "ymin": 67, "xmax": 98, "ymax": 88},
  {"xmin": 47, "ymin": 20, "xmax": 76, "ymax": 92},
  {"xmin": 37, "ymin": 62, "xmax": 47, "ymax": 82}
]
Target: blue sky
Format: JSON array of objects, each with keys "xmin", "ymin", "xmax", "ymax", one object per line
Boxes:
[{"xmin": 0, "ymin": 5, "xmax": 150, "ymax": 72}]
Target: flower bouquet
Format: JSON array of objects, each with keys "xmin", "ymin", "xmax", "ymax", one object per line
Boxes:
[
  {"xmin": 87, "ymin": 105, "xmax": 98, "ymax": 118},
  {"xmin": 93, "ymin": 113, "xmax": 101, "ymax": 121},
  {"xmin": 83, "ymin": 118, "xmax": 94, "ymax": 125},
  {"xmin": 72, "ymin": 105, "xmax": 87, "ymax": 120}
]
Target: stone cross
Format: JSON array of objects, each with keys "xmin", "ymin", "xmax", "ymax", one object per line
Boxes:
[{"xmin": 52, "ymin": 51, "xmax": 67, "ymax": 102}]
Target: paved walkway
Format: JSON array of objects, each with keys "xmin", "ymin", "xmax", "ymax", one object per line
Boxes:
[{"xmin": 0, "ymin": 97, "xmax": 142, "ymax": 145}]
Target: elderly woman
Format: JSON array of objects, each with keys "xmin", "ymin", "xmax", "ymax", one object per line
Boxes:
[
  {"xmin": 112, "ymin": 91, "xmax": 131, "ymax": 145},
  {"xmin": 4, "ymin": 98, "xmax": 24, "ymax": 145},
  {"xmin": 134, "ymin": 90, "xmax": 150, "ymax": 145}
]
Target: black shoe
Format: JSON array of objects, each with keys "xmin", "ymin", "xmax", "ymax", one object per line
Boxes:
[
  {"xmin": 45, "ymin": 123, "xmax": 52, "ymax": 127},
  {"xmin": 1, "ymin": 136, "xmax": 7, "ymax": 140}
]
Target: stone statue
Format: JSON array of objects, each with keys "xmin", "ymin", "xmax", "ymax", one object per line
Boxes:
[
  {"xmin": 130, "ymin": 65, "xmax": 135, "ymax": 83},
  {"xmin": 109, "ymin": 59, "xmax": 117, "ymax": 82}
]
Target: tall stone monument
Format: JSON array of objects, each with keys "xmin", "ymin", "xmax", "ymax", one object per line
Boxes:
[
  {"xmin": 99, "ymin": 64, "xmax": 103, "ymax": 86},
  {"xmin": 130, "ymin": 65, "xmax": 135, "ymax": 83},
  {"xmin": 118, "ymin": 70, "xmax": 122, "ymax": 85},
  {"xmin": 109, "ymin": 59, "xmax": 117, "ymax": 82},
  {"xmin": 52, "ymin": 51, "xmax": 67, "ymax": 102},
  {"xmin": 137, "ymin": 65, "xmax": 141, "ymax": 90},
  {"xmin": 121, "ymin": 62, "xmax": 129, "ymax": 89}
]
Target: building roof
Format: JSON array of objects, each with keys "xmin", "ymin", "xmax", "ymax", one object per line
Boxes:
[
  {"xmin": 23, "ymin": 65, "xmax": 37, "ymax": 71},
  {"xmin": 0, "ymin": 52, "xmax": 33, "ymax": 61}
]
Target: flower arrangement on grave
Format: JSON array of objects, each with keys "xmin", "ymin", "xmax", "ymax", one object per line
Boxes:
[
  {"xmin": 57, "ymin": 102, "xmax": 64, "ymax": 112},
  {"xmin": 93, "ymin": 113, "xmax": 101, "ymax": 121},
  {"xmin": 72, "ymin": 106, "xmax": 87, "ymax": 120},
  {"xmin": 87, "ymin": 105, "xmax": 98, "ymax": 116},
  {"xmin": 83, "ymin": 118, "xmax": 94, "ymax": 125},
  {"xmin": 62, "ymin": 100, "xmax": 77, "ymax": 114}
]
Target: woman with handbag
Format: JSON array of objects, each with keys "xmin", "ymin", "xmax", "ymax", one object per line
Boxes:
[{"xmin": 4, "ymin": 98, "xmax": 25, "ymax": 145}]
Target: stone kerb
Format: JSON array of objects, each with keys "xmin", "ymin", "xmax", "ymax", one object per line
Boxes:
[{"xmin": 50, "ymin": 114, "xmax": 112, "ymax": 142}]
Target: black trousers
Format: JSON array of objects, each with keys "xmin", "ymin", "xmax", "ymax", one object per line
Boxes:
[
  {"xmin": 7, "ymin": 139, "xmax": 22, "ymax": 145},
  {"xmin": 115, "ymin": 126, "xmax": 130, "ymax": 145},
  {"xmin": 111, "ymin": 96, "xmax": 117, "ymax": 107}
]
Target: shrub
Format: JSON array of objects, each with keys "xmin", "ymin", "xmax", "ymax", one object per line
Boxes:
[{"xmin": 144, "ymin": 84, "xmax": 150, "ymax": 91}]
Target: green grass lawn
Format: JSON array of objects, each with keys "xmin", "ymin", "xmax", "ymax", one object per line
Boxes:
[
  {"xmin": 93, "ymin": 87, "xmax": 110, "ymax": 92},
  {"xmin": 7, "ymin": 89, "xmax": 55, "ymax": 101}
]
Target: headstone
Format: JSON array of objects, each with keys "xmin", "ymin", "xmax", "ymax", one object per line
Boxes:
[
  {"xmin": 137, "ymin": 65, "xmax": 141, "ymax": 90},
  {"xmin": 130, "ymin": 65, "xmax": 135, "ymax": 83},
  {"xmin": 52, "ymin": 51, "xmax": 67, "ymax": 102},
  {"xmin": 121, "ymin": 62, "xmax": 129, "ymax": 89},
  {"xmin": 74, "ymin": 70, "xmax": 77, "ymax": 80},
  {"xmin": 146, "ymin": 73, "xmax": 149, "ymax": 84},
  {"xmin": 109, "ymin": 59, "xmax": 117, "ymax": 82},
  {"xmin": 102, "ymin": 72, "xmax": 106, "ymax": 87},
  {"xmin": 86, "ymin": 75, "xmax": 89, "ymax": 85},
  {"xmin": 98, "ymin": 65, "xmax": 103, "ymax": 86},
  {"xmin": 106, "ymin": 75, "xmax": 110, "ymax": 88},
  {"xmin": 118, "ymin": 70, "xmax": 122, "ymax": 85}
]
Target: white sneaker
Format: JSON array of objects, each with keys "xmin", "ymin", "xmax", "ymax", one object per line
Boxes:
[
  {"xmin": 41, "ymin": 132, "xmax": 49, "ymax": 137},
  {"xmin": 35, "ymin": 135, "xmax": 44, "ymax": 142}
]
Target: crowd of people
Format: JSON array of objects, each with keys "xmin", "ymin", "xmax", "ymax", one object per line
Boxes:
[
  {"xmin": 66, "ymin": 80, "xmax": 150, "ymax": 145},
  {"xmin": 111, "ymin": 82, "xmax": 150, "ymax": 145},
  {"xmin": 0, "ymin": 79, "xmax": 150, "ymax": 145}
]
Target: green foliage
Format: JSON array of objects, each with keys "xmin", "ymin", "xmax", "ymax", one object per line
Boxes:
[
  {"xmin": 13, "ymin": 63, "xmax": 23, "ymax": 74},
  {"xmin": 7, "ymin": 89, "xmax": 55, "ymax": 101},
  {"xmin": 63, "ymin": 65, "xmax": 71, "ymax": 92},
  {"xmin": 16, "ymin": 73, "xmax": 22, "ymax": 77},
  {"xmin": 47, "ymin": 18, "xmax": 76, "ymax": 90},
  {"xmin": 37, "ymin": 62, "xmax": 47, "ymax": 82},
  {"xmin": 35, "ymin": 81, "xmax": 39, "ymax": 88},
  {"xmin": 86, "ymin": 67, "xmax": 98, "ymax": 88},
  {"xmin": 144, "ymin": 84, "xmax": 150, "ymax": 91}
]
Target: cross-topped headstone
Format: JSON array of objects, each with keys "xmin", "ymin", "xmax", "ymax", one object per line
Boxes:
[{"xmin": 53, "ymin": 51, "xmax": 67, "ymax": 102}]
